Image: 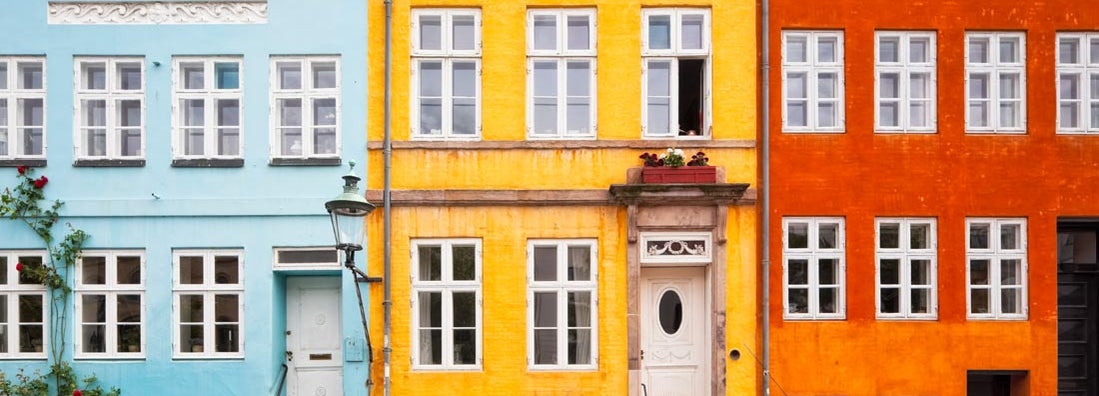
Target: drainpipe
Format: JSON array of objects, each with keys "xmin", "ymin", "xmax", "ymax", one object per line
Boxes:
[
  {"xmin": 760, "ymin": 0, "xmax": 772, "ymax": 393},
  {"xmin": 382, "ymin": 0, "xmax": 394, "ymax": 395}
]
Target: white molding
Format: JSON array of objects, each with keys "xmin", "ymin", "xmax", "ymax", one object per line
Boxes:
[
  {"xmin": 48, "ymin": 1, "xmax": 268, "ymax": 25},
  {"xmin": 639, "ymin": 232, "xmax": 712, "ymax": 264}
]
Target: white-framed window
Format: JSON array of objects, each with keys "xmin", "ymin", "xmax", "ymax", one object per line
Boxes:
[
  {"xmin": 966, "ymin": 218, "xmax": 1028, "ymax": 319},
  {"xmin": 782, "ymin": 217, "xmax": 845, "ymax": 320},
  {"xmin": 272, "ymin": 247, "xmax": 339, "ymax": 271},
  {"xmin": 528, "ymin": 239, "xmax": 597, "ymax": 369},
  {"xmin": 965, "ymin": 32, "xmax": 1026, "ymax": 133},
  {"xmin": 0, "ymin": 57, "xmax": 46, "ymax": 160},
  {"xmin": 410, "ymin": 239, "xmax": 481, "ymax": 369},
  {"xmin": 74, "ymin": 250, "xmax": 144, "ymax": 358},
  {"xmin": 172, "ymin": 57, "xmax": 242, "ymax": 159},
  {"xmin": 641, "ymin": 8, "xmax": 711, "ymax": 138},
  {"xmin": 270, "ymin": 56, "xmax": 340, "ymax": 159},
  {"xmin": 0, "ymin": 251, "xmax": 47, "ymax": 359},
  {"xmin": 526, "ymin": 9, "xmax": 597, "ymax": 139},
  {"xmin": 875, "ymin": 32, "xmax": 936, "ymax": 132},
  {"xmin": 73, "ymin": 57, "xmax": 145, "ymax": 160},
  {"xmin": 782, "ymin": 31, "xmax": 845, "ymax": 132},
  {"xmin": 172, "ymin": 250, "xmax": 244, "ymax": 358},
  {"xmin": 875, "ymin": 218, "xmax": 937, "ymax": 319},
  {"xmin": 1056, "ymin": 33, "xmax": 1099, "ymax": 133},
  {"xmin": 411, "ymin": 9, "xmax": 482, "ymax": 140}
]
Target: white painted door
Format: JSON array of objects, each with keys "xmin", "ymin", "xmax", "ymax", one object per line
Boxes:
[
  {"xmin": 286, "ymin": 277, "xmax": 343, "ymax": 396},
  {"xmin": 640, "ymin": 266, "xmax": 708, "ymax": 396}
]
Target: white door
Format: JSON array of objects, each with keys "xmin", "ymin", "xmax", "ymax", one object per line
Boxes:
[
  {"xmin": 286, "ymin": 277, "xmax": 343, "ymax": 396},
  {"xmin": 640, "ymin": 266, "xmax": 708, "ymax": 396}
]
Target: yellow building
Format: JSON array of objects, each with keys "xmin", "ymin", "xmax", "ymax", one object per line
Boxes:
[{"xmin": 365, "ymin": 1, "xmax": 757, "ymax": 394}]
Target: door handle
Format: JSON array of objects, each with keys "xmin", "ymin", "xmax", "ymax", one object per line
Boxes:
[{"xmin": 285, "ymin": 350, "xmax": 293, "ymax": 361}]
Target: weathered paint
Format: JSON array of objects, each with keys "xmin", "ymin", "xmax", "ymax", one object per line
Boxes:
[
  {"xmin": 366, "ymin": 0, "xmax": 758, "ymax": 394},
  {"xmin": 768, "ymin": 0, "xmax": 1099, "ymax": 394}
]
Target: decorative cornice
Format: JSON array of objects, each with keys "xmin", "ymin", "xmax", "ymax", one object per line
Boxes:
[
  {"xmin": 47, "ymin": 1, "xmax": 268, "ymax": 25},
  {"xmin": 363, "ymin": 187, "xmax": 756, "ymax": 207},
  {"xmin": 366, "ymin": 139, "xmax": 757, "ymax": 150}
]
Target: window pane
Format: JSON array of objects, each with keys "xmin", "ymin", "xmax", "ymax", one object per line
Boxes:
[
  {"xmin": 910, "ymin": 223, "xmax": 930, "ymax": 249},
  {"xmin": 0, "ymin": 257, "xmax": 6, "ymax": 285},
  {"xmin": 119, "ymin": 100, "xmax": 141, "ymax": 126},
  {"xmin": 969, "ymin": 102, "xmax": 988, "ymax": 128},
  {"xmin": 787, "ymin": 222, "xmax": 808, "ymax": 248},
  {"xmin": 533, "ymin": 246, "xmax": 557, "ymax": 281},
  {"xmin": 787, "ymin": 101, "xmax": 807, "ymax": 127},
  {"xmin": 313, "ymin": 98, "xmax": 337, "ymax": 127},
  {"xmin": 452, "ymin": 292, "xmax": 475, "ymax": 328},
  {"xmin": 417, "ymin": 246, "xmax": 441, "ymax": 281},
  {"xmin": 818, "ymin": 223, "xmax": 838, "ymax": 248},
  {"xmin": 786, "ymin": 36, "xmax": 807, "ymax": 63},
  {"xmin": 1001, "ymin": 259, "xmax": 1022, "ymax": 285},
  {"xmin": 179, "ymin": 256, "xmax": 204, "ymax": 284},
  {"xmin": 817, "ymin": 36, "xmax": 836, "ymax": 63},
  {"xmin": 17, "ymin": 62, "xmax": 43, "ymax": 90},
  {"xmin": 452, "ymin": 62, "xmax": 477, "ymax": 135},
  {"xmin": 117, "ymin": 63, "xmax": 142, "ymax": 90},
  {"xmin": 17, "ymin": 257, "xmax": 41, "ymax": 285},
  {"xmin": 453, "ymin": 62, "xmax": 477, "ymax": 97},
  {"xmin": 911, "ymin": 259, "xmax": 931, "ymax": 285},
  {"xmin": 117, "ymin": 256, "xmax": 141, "ymax": 285},
  {"xmin": 969, "ymin": 223, "xmax": 990, "ymax": 249},
  {"xmin": 969, "ymin": 38, "xmax": 989, "ymax": 63},
  {"xmin": 1060, "ymin": 38, "xmax": 1080, "ymax": 64},
  {"xmin": 533, "ymin": 292, "xmax": 556, "ymax": 327},
  {"xmin": 533, "ymin": 15, "xmax": 557, "ymax": 51},
  {"xmin": 278, "ymin": 62, "xmax": 302, "ymax": 90},
  {"xmin": 452, "ymin": 245, "xmax": 475, "ymax": 281},
  {"xmin": 217, "ymin": 99, "xmax": 240, "ymax": 127},
  {"xmin": 999, "ymin": 37, "xmax": 1020, "ymax": 63},
  {"xmin": 999, "ymin": 74, "xmax": 1020, "ymax": 99},
  {"xmin": 454, "ymin": 329, "xmax": 476, "ymax": 365},
  {"xmin": 567, "ymin": 246, "xmax": 591, "ymax": 281},
  {"xmin": 681, "ymin": 14, "xmax": 704, "ymax": 50},
  {"xmin": 215, "ymin": 62, "xmax": 239, "ymax": 90},
  {"xmin": 452, "ymin": 15, "xmax": 476, "ymax": 51},
  {"xmin": 910, "ymin": 37, "xmax": 930, "ymax": 63},
  {"xmin": 81, "ymin": 294, "xmax": 105, "ymax": 324},
  {"xmin": 647, "ymin": 15, "xmax": 671, "ymax": 50},
  {"xmin": 566, "ymin": 61, "xmax": 590, "ymax": 97},
  {"xmin": 182, "ymin": 63, "xmax": 204, "ymax": 89},
  {"xmin": 880, "ymin": 102, "xmax": 898, "ymax": 127},
  {"xmin": 970, "ymin": 259, "xmax": 989, "ymax": 285},
  {"xmin": 879, "ymin": 37, "xmax": 899, "ymax": 62},
  {"xmin": 788, "ymin": 259, "xmax": 808, "ymax": 285},
  {"xmin": 880, "ymin": 73, "xmax": 899, "ymax": 99},
  {"xmin": 180, "ymin": 294, "xmax": 203, "ymax": 322},
  {"xmin": 82, "ymin": 324, "xmax": 106, "ymax": 353},
  {"xmin": 534, "ymin": 329, "xmax": 557, "ymax": 364},
  {"xmin": 819, "ymin": 288, "xmax": 837, "ymax": 313},
  {"xmin": 83, "ymin": 99, "xmax": 107, "ymax": 127},
  {"xmin": 0, "ymin": 62, "xmax": 6, "ymax": 89},
  {"xmin": 879, "ymin": 259, "xmax": 900, "ymax": 284},
  {"xmin": 117, "ymin": 324, "xmax": 140, "ymax": 353},
  {"xmin": 566, "ymin": 16, "xmax": 589, "ymax": 51},
  {"xmin": 312, "ymin": 62, "xmax": 337, "ymax": 89},
  {"xmin": 215, "ymin": 324, "xmax": 239, "ymax": 353},
  {"xmin": 1000, "ymin": 223, "xmax": 1021, "ymax": 250},
  {"xmin": 787, "ymin": 72, "xmax": 807, "ymax": 99},
  {"xmin": 880, "ymin": 287, "xmax": 899, "ymax": 313},
  {"xmin": 214, "ymin": 256, "xmax": 239, "ymax": 284},
  {"xmin": 819, "ymin": 258, "xmax": 838, "ymax": 285},
  {"xmin": 214, "ymin": 294, "xmax": 239, "ymax": 322},
  {"xmin": 1092, "ymin": 39, "xmax": 1099, "ymax": 64},
  {"xmin": 182, "ymin": 324, "xmax": 203, "ymax": 353},
  {"xmin": 567, "ymin": 291, "xmax": 591, "ymax": 327},
  {"xmin": 787, "ymin": 288, "xmax": 808, "ymax": 314},
  {"xmin": 82, "ymin": 256, "xmax": 107, "ymax": 285},
  {"xmin": 419, "ymin": 15, "xmax": 442, "ymax": 51},
  {"xmin": 911, "ymin": 289, "xmax": 930, "ymax": 314},
  {"xmin": 910, "ymin": 73, "xmax": 930, "ymax": 100},
  {"xmin": 818, "ymin": 103, "xmax": 834, "ymax": 126},
  {"xmin": 83, "ymin": 63, "xmax": 106, "ymax": 90},
  {"xmin": 1001, "ymin": 288, "xmax": 1021, "ymax": 314},
  {"xmin": 418, "ymin": 328, "xmax": 442, "ymax": 364},
  {"xmin": 568, "ymin": 328, "xmax": 591, "ymax": 364},
  {"xmin": 818, "ymin": 73, "xmax": 836, "ymax": 99},
  {"xmin": 418, "ymin": 291, "xmax": 441, "ymax": 328},
  {"xmin": 533, "ymin": 62, "xmax": 557, "ymax": 97},
  {"xmin": 117, "ymin": 294, "xmax": 141, "ymax": 323}
]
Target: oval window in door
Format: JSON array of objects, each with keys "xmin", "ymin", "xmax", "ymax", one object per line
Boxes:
[{"xmin": 659, "ymin": 289, "xmax": 683, "ymax": 335}]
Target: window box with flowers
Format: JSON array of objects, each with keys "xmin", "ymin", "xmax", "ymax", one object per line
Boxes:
[{"xmin": 639, "ymin": 148, "xmax": 716, "ymax": 184}]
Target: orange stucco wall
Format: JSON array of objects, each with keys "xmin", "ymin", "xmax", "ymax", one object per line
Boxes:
[{"xmin": 768, "ymin": 1, "xmax": 1099, "ymax": 394}]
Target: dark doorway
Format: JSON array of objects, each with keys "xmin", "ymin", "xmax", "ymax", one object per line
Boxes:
[
  {"xmin": 1058, "ymin": 220, "xmax": 1099, "ymax": 395},
  {"xmin": 967, "ymin": 371, "xmax": 1028, "ymax": 396}
]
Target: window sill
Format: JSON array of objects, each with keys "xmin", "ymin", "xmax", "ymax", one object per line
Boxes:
[
  {"xmin": 172, "ymin": 158, "xmax": 244, "ymax": 168},
  {"xmin": 269, "ymin": 157, "xmax": 341, "ymax": 166},
  {"xmin": 0, "ymin": 159, "xmax": 47, "ymax": 167},
  {"xmin": 74, "ymin": 159, "xmax": 145, "ymax": 167}
]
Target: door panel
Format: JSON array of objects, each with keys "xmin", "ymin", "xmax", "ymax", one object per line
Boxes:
[
  {"xmin": 287, "ymin": 277, "xmax": 343, "ymax": 396},
  {"xmin": 641, "ymin": 266, "xmax": 708, "ymax": 396}
]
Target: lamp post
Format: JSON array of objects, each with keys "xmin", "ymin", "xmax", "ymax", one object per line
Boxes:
[{"xmin": 324, "ymin": 162, "xmax": 379, "ymax": 391}]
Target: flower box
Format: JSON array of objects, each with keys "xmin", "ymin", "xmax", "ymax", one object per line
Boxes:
[{"xmin": 641, "ymin": 166, "xmax": 717, "ymax": 184}]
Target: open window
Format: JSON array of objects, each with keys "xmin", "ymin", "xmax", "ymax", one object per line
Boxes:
[{"xmin": 642, "ymin": 9, "xmax": 710, "ymax": 138}]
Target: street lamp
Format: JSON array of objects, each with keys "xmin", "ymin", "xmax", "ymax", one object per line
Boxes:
[{"xmin": 325, "ymin": 162, "xmax": 379, "ymax": 282}]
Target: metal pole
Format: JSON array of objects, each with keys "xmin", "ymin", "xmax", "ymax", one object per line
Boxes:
[
  {"xmin": 381, "ymin": 0, "xmax": 394, "ymax": 395},
  {"xmin": 760, "ymin": 0, "xmax": 772, "ymax": 393}
]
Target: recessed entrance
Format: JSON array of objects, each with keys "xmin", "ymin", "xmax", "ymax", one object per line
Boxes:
[
  {"xmin": 1058, "ymin": 220, "xmax": 1099, "ymax": 395},
  {"xmin": 286, "ymin": 277, "xmax": 343, "ymax": 396},
  {"xmin": 640, "ymin": 266, "xmax": 709, "ymax": 396}
]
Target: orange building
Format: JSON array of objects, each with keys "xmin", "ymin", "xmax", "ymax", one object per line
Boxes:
[{"xmin": 767, "ymin": 1, "xmax": 1099, "ymax": 394}]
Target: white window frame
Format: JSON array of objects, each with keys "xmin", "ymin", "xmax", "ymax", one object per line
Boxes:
[
  {"xmin": 966, "ymin": 218, "xmax": 1028, "ymax": 320},
  {"xmin": 782, "ymin": 217, "xmax": 845, "ymax": 320},
  {"xmin": 411, "ymin": 9, "xmax": 483, "ymax": 140},
  {"xmin": 965, "ymin": 32, "xmax": 1027, "ymax": 133},
  {"xmin": 74, "ymin": 250, "xmax": 145, "ymax": 359},
  {"xmin": 875, "ymin": 218, "xmax": 938, "ymax": 320},
  {"xmin": 1056, "ymin": 32, "xmax": 1099, "ymax": 133},
  {"xmin": 875, "ymin": 31, "xmax": 937, "ymax": 133},
  {"xmin": 527, "ymin": 239, "xmax": 598, "ymax": 370},
  {"xmin": 269, "ymin": 56, "xmax": 341, "ymax": 159},
  {"xmin": 782, "ymin": 31, "xmax": 845, "ymax": 133},
  {"xmin": 172, "ymin": 249, "xmax": 244, "ymax": 359},
  {"xmin": 0, "ymin": 57, "xmax": 47, "ymax": 160},
  {"xmin": 172, "ymin": 56, "xmax": 244, "ymax": 159},
  {"xmin": 410, "ymin": 239, "xmax": 482, "ymax": 370},
  {"xmin": 73, "ymin": 56, "xmax": 146, "ymax": 160},
  {"xmin": 271, "ymin": 247, "xmax": 340, "ymax": 271},
  {"xmin": 526, "ymin": 8, "xmax": 597, "ymax": 139},
  {"xmin": 0, "ymin": 250, "xmax": 48, "ymax": 360},
  {"xmin": 641, "ymin": 8, "xmax": 712, "ymax": 138}
]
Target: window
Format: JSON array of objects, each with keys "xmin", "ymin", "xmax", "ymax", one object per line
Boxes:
[
  {"xmin": 965, "ymin": 32, "xmax": 1026, "ymax": 133},
  {"xmin": 74, "ymin": 57, "xmax": 145, "ymax": 161},
  {"xmin": 173, "ymin": 250, "xmax": 243, "ymax": 358},
  {"xmin": 75, "ymin": 251, "xmax": 144, "ymax": 358},
  {"xmin": 272, "ymin": 247, "xmax": 339, "ymax": 271},
  {"xmin": 1056, "ymin": 33, "xmax": 1099, "ymax": 133},
  {"xmin": 782, "ymin": 31, "xmax": 844, "ymax": 132},
  {"xmin": 411, "ymin": 9, "xmax": 481, "ymax": 139},
  {"xmin": 270, "ymin": 56, "xmax": 340, "ymax": 159},
  {"xmin": 173, "ymin": 57, "xmax": 242, "ymax": 161},
  {"xmin": 527, "ymin": 9, "xmax": 596, "ymax": 139},
  {"xmin": 0, "ymin": 251, "xmax": 47, "ymax": 359},
  {"xmin": 875, "ymin": 218, "xmax": 937, "ymax": 319},
  {"xmin": 410, "ymin": 239, "xmax": 481, "ymax": 369},
  {"xmin": 642, "ymin": 8, "xmax": 711, "ymax": 138},
  {"xmin": 875, "ymin": 32, "xmax": 936, "ymax": 132},
  {"xmin": 967, "ymin": 218, "xmax": 1027, "ymax": 319},
  {"xmin": 0, "ymin": 57, "xmax": 46, "ymax": 161},
  {"xmin": 528, "ymin": 239, "xmax": 597, "ymax": 369},
  {"xmin": 783, "ymin": 217, "xmax": 845, "ymax": 319}
]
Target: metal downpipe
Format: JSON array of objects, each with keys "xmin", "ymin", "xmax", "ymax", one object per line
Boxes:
[
  {"xmin": 760, "ymin": 0, "xmax": 772, "ymax": 393},
  {"xmin": 381, "ymin": 0, "xmax": 394, "ymax": 395}
]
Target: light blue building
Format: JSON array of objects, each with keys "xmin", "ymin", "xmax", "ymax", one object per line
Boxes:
[{"xmin": 0, "ymin": 1, "xmax": 371, "ymax": 395}]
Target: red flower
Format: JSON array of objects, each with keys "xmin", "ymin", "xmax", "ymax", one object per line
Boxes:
[
  {"xmin": 33, "ymin": 176, "xmax": 47, "ymax": 189},
  {"xmin": 15, "ymin": 262, "xmax": 22, "ymax": 272},
  {"xmin": 73, "ymin": 390, "xmax": 83, "ymax": 396},
  {"xmin": 17, "ymin": 166, "xmax": 26, "ymax": 175}
]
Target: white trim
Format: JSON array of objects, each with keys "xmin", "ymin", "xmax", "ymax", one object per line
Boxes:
[
  {"xmin": 171, "ymin": 249, "xmax": 245, "ymax": 359},
  {"xmin": 272, "ymin": 247, "xmax": 340, "ymax": 271},
  {"xmin": 1056, "ymin": 32, "xmax": 1099, "ymax": 133},
  {"xmin": 171, "ymin": 56, "xmax": 244, "ymax": 159},
  {"xmin": 639, "ymin": 232, "xmax": 712, "ymax": 264},
  {"xmin": 781, "ymin": 31, "xmax": 845, "ymax": 133},
  {"xmin": 526, "ymin": 8, "xmax": 597, "ymax": 139},
  {"xmin": 74, "ymin": 250, "xmax": 146, "ymax": 359},
  {"xmin": 268, "ymin": 56, "xmax": 342, "ymax": 159},
  {"xmin": 0, "ymin": 250, "xmax": 49, "ymax": 360},
  {"xmin": 966, "ymin": 218, "xmax": 1028, "ymax": 320},
  {"xmin": 782, "ymin": 217, "xmax": 846, "ymax": 320},
  {"xmin": 874, "ymin": 31, "xmax": 937, "ymax": 133},
  {"xmin": 411, "ymin": 9, "xmax": 482, "ymax": 57},
  {"xmin": 527, "ymin": 239, "xmax": 598, "ymax": 370},
  {"xmin": 0, "ymin": 57, "xmax": 47, "ymax": 159},
  {"xmin": 409, "ymin": 238, "xmax": 482, "ymax": 370},
  {"xmin": 965, "ymin": 32, "xmax": 1027, "ymax": 133},
  {"xmin": 874, "ymin": 218, "xmax": 938, "ymax": 320},
  {"xmin": 73, "ymin": 56, "xmax": 146, "ymax": 160},
  {"xmin": 411, "ymin": 9, "xmax": 483, "ymax": 140},
  {"xmin": 47, "ymin": 2, "xmax": 268, "ymax": 25},
  {"xmin": 640, "ymin": 8, "xmax": 712, "ymax": 138}
]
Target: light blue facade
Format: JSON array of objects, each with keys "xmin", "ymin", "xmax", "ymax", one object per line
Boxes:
[{"xmin": 0, "ymin": 1, "xmax": 370, "ymax": 395}]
